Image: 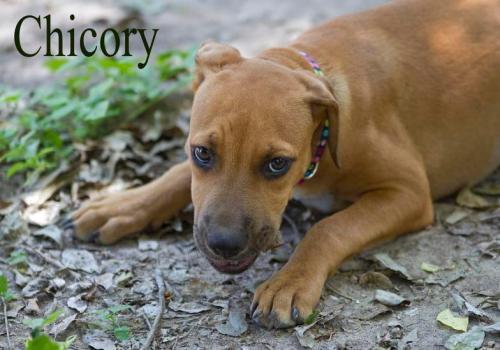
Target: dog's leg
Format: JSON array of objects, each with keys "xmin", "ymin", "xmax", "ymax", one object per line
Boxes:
[
  {"xmin": 251, "ymin": 183, "xmax": 433, "ymax": 328},
  {"xmin": 65, "ymin": 161, "xmax": 191, "ymax": 244}
]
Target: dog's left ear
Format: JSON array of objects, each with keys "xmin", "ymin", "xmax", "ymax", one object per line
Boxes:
[
  {"xmin": 296, "ymin": 71, "xmax": 342, "ymax": 168},
  {"xmin": 192, "ymin": 41, "xmax": 243, "ymax": 91}
]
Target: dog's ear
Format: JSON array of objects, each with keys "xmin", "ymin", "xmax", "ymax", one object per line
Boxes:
[
  {"xmin": 296, "ymin": 71, "xmax": 342, "ymax": 168},
  {"xmin": 192, "ymin": 41, "xmax": 243, "ymax": 91}
]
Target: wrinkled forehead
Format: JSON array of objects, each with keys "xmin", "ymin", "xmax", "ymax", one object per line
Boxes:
[{"xmin": 190, "ymin": 59, "xmax": 311, "ymax": 143}]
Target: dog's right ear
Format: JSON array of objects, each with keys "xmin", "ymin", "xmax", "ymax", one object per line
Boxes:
[{"xmin": 192, "ymin": 41, "xmax": 243, "ymax": 91}]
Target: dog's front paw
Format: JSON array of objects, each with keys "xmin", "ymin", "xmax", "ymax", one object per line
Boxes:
[
  {"xmin": 61, "ymin": 188, "xmax": 158, "ymax": 244},
  {"xmin": 250, "ymin": 265, "xmax": 324, "ymax": 329}
]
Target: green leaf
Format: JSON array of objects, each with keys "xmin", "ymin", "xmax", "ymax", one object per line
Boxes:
[
  {"xmin": 0, "ymin": 90, "xmax": 21, "ymax": 103},
  {"xmin": 24, "ymin": 309, "xmax": 63, "ymax": 330},
  {"xmin": 23, "ymin": 317, "xmax": 45, "ymax": 330},
  {"xmin": 47, "ymin": 103, "xmax": 76, "ymax": 121},
  {"xmin": 43, "ymin": 309, "xmax": 64, "ymax": 326},
  {"xmin": 7, "ymin": 161, "xmax": 31, "ymax": 177},
  {"xmin": 84, "ymin": 100, "xmax": 109, "ymax": 121},
  {"xmin": 61, "ymin": 335, "xmax": 77, "ymax": 350},
  {"xmin": 41, "ymin": 130, "xmax": 63, "ymax": 149},
  {"xmin": 304, "ymin": 310, "xmax": 319, "ymax": 325},
  {"xmin": 1, "ymin": 47, "xmax": 193, "ymax": 182},
  {"xmin": 39, "ymin": 94, "xmax": 70, "ymax": 109},
  {"xmin": 0, "ymin": 274, "xmax": 8, "ymax": 295},
  {"xmin": 114, "ymin": 326, "xmax": 131, "ymax": 341},
  {"xmin": 44, "ymin": 58, "xmax": 69, "ymax": 72},
  {"xmin": 66, "ymin": 75, "xmax": 90, "ymax": 92},
  {"xmin": 108, "ymin": 304, "xmax": 132, "ymax": 314},
  {"xmin": 25, "ymin": 334, "xmax": 61, "ymax": 350},
  {"xmin": 8, "ymin": 250, "xmax": 27, "ymax": 265},
  {"xmin": 88, "ymin": 79, "xmax": 114, "ymax": 101}
]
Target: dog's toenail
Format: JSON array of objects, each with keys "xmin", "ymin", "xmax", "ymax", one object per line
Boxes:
[
  {"xmin": 250, "ymin": 302, "xmax": 258, "ymax": 315},
  {"xmin": 252, "ymin": 309, "xmax": 262, "ymax": 321},
  {"xmin": 88, "ymin": 231, "xmax": 100, "ymax": 243},
  {"xmin": 60, "ymin": 218, "xmax": 74, "ymax": 231},
  {"xmin": 292, "ymin": 307, "xmax": 300, "ymax": 322}
]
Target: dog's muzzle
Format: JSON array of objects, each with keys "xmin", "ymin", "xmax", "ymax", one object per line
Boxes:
[{"xmin": 193, "ymin": 221, "xmax": 259, "ymax": 274}]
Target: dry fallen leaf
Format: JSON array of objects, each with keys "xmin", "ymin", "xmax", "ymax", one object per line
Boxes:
[
  {"xmin": 421, "ymin": 262, "xmax": 441, "ymax": 273},
  {"xmin": 138, "ymin": 237, "xmax": 159, "ymax": 251},
  {"xmin": 50, "ymin": 314, "xmax": 77, "ymax": 337},
  {"xmin": 62, "ymin": 249, "xmax": 100, "ymax": 274},
  {"xmin": 6, "ymin": 301, "xmax": 24, "ymax": 318},
  {"xmin": 22, "ymin": 278, "xmax": 48, "ymax": 298},
  {"xmin": 83, "ymin": 329, "xmax": 116, "ymax": 350},
  {"xmin": 23, "ymin": 201, "xmax": 63, "ymax": 226},
  {"xmin": 359, "ymin": 271, "xmax": 394, "ymax": 290},
  {"xmin": 375, "ymin": 289, "xmax": 410, "ymax": 307},
  {"xmin": 168, "ymin": 301, "xmax": 211, "ymax": 314},
  {"xmin": 456, "ymin": 187, "xmax": 491, "ymax": 209},
  {"xmin": 425, "ymin": 265, "xmax": 465, "ymax": 287},
  {"xmin": 215, "ymin": 310, "xmax": 248, "ymax": 337},
  {"xmin": 445, "ymin": 209, "xmax": 470, "ymax": 225},
  {"xmin": 0, "ymin": 211, "xmax": 29, "ymax": 239},
  {"xmin": 445, "ymin": 326, "xmax": 484, "ymax": 350},
  {"xmin": 474, "ymin": 183, "xmax": 500, "ymax": 196},
  {"xmin": 402, "ymin": 328, "xmax": 418, "ymax": 346},
  {"xmin": 451, "ymin": 291, "xmax": 493, "ymax": 322},
  {"xmin": 33, "ymin": 225, "xmax": 64, "ymax": 247},
  {"xmin": 67, "ymin": 294, "xmax": 88, "ymax": 313},
  {"xmin": 373, "ymin": 253, "xmax": 413, "ymax": 280},
  {"xmin": 437, "ymin": 309, "xmax": 469, "ymax": 332},
  {"xmin": 95, "ymin": 273, "xmax": 114, "ymax": 291}
]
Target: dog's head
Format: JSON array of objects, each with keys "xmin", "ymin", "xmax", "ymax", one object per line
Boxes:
[{"xmin": 188, "ymin": 42, "xmax": 340, "ymax": 273}]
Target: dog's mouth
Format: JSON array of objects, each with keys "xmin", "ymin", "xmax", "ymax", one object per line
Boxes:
[
  {"xmin": 193, "ymin": 225, "xmax": 260, "ymax": 273},
  {"xmin": 206, "ymin": 253, "xmax": 258, "ymax": 274}
]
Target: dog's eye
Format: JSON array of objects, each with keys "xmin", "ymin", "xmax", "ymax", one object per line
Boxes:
[
  {"xmin": 192, "ymin": 146, "xmax": 213, "ymax": 168},
  {"xmin": 264, "ymin": 157, "xmax": 291, "ymax": 178}
]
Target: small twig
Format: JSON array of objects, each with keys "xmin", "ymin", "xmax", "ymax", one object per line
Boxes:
[
  {"xmin": 22, "ymin": 246, "xmax": 64, "ymax": 269},
  {"xmin": 1, "ymin": 297, "xmax": 12, "ymax": 350},
  {"xmin": 172, "ymin": 315, "xmax": 209, "ymax": 350},
  {"xmin": 282, "ymin": 213, "xmax": 299, "ymax": 237},
  {"xmin": 140, "ymin": 269, "xmax": 165, "ymax": 350},
  {"xmin": 22, "ymin": 246, "xmax": 79, "ymax": 279},
  {"xmin": 142, "ymin": 311, "xmax": 152, "ymax": 330},
  {"xmin": 326, "ymin": 283, "xmax": 356, "ymax": 301}
]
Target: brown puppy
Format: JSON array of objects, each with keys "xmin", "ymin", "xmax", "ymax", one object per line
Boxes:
[{"xmin": 67, "ymin": 0, "xmax": 500, "ymax": 329}]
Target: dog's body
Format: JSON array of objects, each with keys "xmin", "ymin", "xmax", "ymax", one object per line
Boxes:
[{"xmin": 69, "ymin": 0, "xmax": 500, "ymax": 329}]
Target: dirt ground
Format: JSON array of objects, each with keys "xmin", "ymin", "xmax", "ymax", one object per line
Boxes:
[{"xmin": 0, "ymin": 1, "xmax": 499, "ymax": 349}]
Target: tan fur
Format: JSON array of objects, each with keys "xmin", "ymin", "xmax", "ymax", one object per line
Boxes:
[{"xmin": 71, "ymin": 0, "xmax": 500, "ymax": 328}]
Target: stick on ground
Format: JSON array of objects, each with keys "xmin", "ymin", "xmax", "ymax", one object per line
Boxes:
[
  {"xmin": 2, "ymin": 297, "xmax": 12, "ymax": 350},
  {"xmin": 21, "ymin": 246, "xmax": 80, "ymax": 279},
  {"xmin": 140, "ymin": 269, "xmax": 166, "ymax": 350}
]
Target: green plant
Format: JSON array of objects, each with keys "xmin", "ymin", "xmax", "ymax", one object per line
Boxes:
[
  {"xmin": 304, "ymin": 309, "xmax": 319, "ymax": 325},
  {"xmin": 0, "ymin": 273, "xmax": 15, "ymax": 302},
  {"xmin": 92, "ymin": 304, "xmax": 133, "ymax": 341},
  {"xmin": 7, "ymin": 249, "xmax": 28, "ymax": 266},
  {"xmin": 0, "ymin": 46, "xmax": 195, "ymax": 186},
  {"xmin": 23, "ymin": 309, "xmax": 76, "ymax": 350}
]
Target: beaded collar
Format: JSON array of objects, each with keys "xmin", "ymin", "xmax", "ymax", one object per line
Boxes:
[{"xmin": 297, "ymin": 50, "xmax": 330, "ymax": 185}]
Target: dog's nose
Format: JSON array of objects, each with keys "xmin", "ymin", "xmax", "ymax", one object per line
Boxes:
[{"xmin": 206, "ymin": 227, "xmax": 247, "ymax": 258}]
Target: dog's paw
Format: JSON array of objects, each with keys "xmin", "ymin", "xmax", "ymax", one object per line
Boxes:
[
  {"xmin": 61, "ymin": 189, "xmax": 157, "ymax": 244},
  {"xmin": 250, "ymin": 266, "xmax": 323, "ymax": 329}
]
